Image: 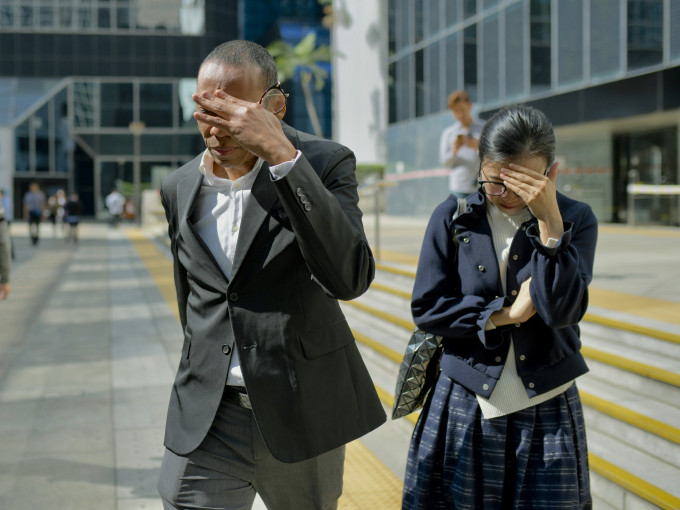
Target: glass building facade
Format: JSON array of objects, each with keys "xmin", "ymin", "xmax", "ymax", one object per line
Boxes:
[
  {"xmin": 4, "ymin": 77, "xmax": 204, "ymax": 217},
  {"xmin": 0, "ymin": 0, "xmax": 236, "ymax": 219},
  {"xmin": 385, "ymin": 0, "xmax": 680, "ymax": 225},
  {"xmin": 0, "ymin": 0, "xmax": 205, "ymax": 35},
  {"xmin": 1, "ymin": 0, "xmax": 332, "ymax": 220}
]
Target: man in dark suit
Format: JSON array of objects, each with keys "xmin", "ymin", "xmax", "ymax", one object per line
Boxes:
[{"xmin": 156, "ymin": 40, "xmax": 386, "ymax": 510}]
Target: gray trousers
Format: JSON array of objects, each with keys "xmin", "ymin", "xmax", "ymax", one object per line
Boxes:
[{"xmin": 158, "ymin": 391, "xmax": 345, "ymax": 510}]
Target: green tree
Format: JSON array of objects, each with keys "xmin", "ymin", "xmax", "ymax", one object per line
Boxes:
[{"xmin": 267, "ymin": 33, "xmax": 331, "ymax": 138}]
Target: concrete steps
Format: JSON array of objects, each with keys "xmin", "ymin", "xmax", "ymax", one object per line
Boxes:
[{"xmin": 344, "ymin": 262, "xmax": 680, "ymax": 509}]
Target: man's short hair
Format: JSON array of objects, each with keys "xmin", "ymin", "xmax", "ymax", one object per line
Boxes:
[
  {"xmin": 202, "ymin": 40, "xmax": 278, "ymax": 89},
  {"xmin": 447, "ymin": 90, "xmax": 470, "ymax": 110}
]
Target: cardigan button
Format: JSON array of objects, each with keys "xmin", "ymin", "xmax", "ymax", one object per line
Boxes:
[
  {"xmin": 519, "ymin": 354, "xmax": 526, "ymax": 361},
  {"xmin": 229, "ymin": 292, "xmax": 239, "ymax": 302},
  {"xmin": 463, "ymin": 237, "xmax": 470, "ymax": 243},
  {"xmin": 495, "ymin": 356, "xmax": 502, "ymax": 362},
  {"xmin": 477, "ymin": 265, "xmax": 485, "ymax": 272},
  {"xmin": 515, "ymin": 323, "xmax": 521, "ymax": 328},
  {"xmin": 529, "ymin": 382, "xmax": 535, "ymax": 389},
  {"xmin": 222, "ymin": 344, "xmax": 232, "ymax": 355},
  {"xmin": 512, "ymin": 254, "xmax": 519, "ymax": 261},
  {"xmin": 482, "ymin": 384, "xmax": 489, "ymax": 391},
  {"xmin": 511, "ymin": 290, "xmax": 518, "ymax": 296}
]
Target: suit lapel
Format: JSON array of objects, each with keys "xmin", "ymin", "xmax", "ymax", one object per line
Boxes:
[
  {"xmin": 230, "ymin": 162, "xmax": 279, "ymax": 278},
  {"xmin": 176, "ymin": 163, "xmax": 230, "ymax": 291}
]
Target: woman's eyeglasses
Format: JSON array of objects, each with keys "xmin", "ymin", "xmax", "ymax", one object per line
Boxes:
[
  {"xmin": 477, "ymin": 180, "xmax": 507, "ymax": 196},
  {"xmin": 259, "ymin": 82, "xmax": 289, "ymax": 114},
  {"xmin": 478, "ymin": 165, "xmax": 551, "ymax": 196}
]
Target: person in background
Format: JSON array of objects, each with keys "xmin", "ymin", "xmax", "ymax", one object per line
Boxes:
[
  {"xmin": 0, "ymin": 192, "xmax": 10, "ymax": 300},
  {"xmin": 64, "ymin": 192, "xmax": 83, "ymax": 243},
  {"xmin": 404, "ymin": 105, "xmax": 597, "ymax": 509},
  {"xmin": 23, "ymin": 182, "xmax": 46, "ymax": 246},
  {"xmin": 0, "ymin": 189, "xmax": 14, "ymax": 259},
  {"xmin": 439, "ymin": 90, "xmax": 485, "ymax": 199},
  {"xmin": 47, "ymin": 189, "xmax": 67, "ymax": 237},
  {"xmin": 105, "ymin": 188, "xmax": 126, "ymax": 227}
]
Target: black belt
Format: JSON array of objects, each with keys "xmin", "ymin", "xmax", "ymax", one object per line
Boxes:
[{"xmin": 224, "ymin": 386, "xmax": 252, "ymax": 410}]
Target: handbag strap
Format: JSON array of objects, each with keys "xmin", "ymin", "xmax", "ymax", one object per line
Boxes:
[
  {"xmin": 450, "ymin": 197, "xmax": 467, "ymax": 263},
  {"xmin": 453, "ymin": 197, "xmax": 467, "ymax": 221}
]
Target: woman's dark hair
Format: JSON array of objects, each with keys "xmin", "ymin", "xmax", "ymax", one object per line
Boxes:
[
  {"xmin": 201, "ymin": 40, "xmax": 278, "ymax": 89},
  {"xmin": 478, "ymin": 105, "xmax": 555, "ymax": 172}
]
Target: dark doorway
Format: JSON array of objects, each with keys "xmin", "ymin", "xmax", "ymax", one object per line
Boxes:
[{"xmin": 612, "ymin": 127, "xmax": 678, "ymax": 224}]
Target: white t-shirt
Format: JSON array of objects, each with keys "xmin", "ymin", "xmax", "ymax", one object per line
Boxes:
[
  {"xmin": 439, "ymin": 118, "xmax": 485, "ymax": 194},
  {"xmin": 105, "ymin": 192, "xmax": 126, "ymax": 215}
]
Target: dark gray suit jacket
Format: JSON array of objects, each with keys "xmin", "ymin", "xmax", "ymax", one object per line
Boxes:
[{"xmin": 160, "ymin": 123, "xmax": 386, "ymax": 463}]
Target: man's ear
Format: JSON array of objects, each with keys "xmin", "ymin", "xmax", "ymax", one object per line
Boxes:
[{"xmin": 275, "ymin": 104, "xmax": 287, "ymax": 121}]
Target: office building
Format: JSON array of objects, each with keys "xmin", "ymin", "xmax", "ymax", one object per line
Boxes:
[
  {"xmin": 0, "ymin": 0, "xmax": 331, "ymax": 220},
  {"xmin": 385, "ymin": 0, "xmax": 680, "ymax": 225}
]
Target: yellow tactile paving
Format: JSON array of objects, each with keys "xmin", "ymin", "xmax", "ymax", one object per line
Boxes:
[
  {"xmin": 376, "ymin": 250, "xmax": 419, "ymax": 266},
  {"xmin": 127, "ymin": 228, "xmax": 181, "ymax": 322},
  {"xmin": 598, "ymin": 225, "xmax": 680, "ymax": 238},
  {"xmin": 588, "ymin": 288, "xmax": 680, "ymax": 327},
  {"xmin": 126, "ymin": 227, "xmax": 406, "ymax": 509},
  {"xmin": 339, "ymin": 440, "xmax": 403, "ymax": 509}
]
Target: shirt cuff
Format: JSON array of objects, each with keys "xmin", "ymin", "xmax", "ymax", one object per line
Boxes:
[
  {"xmin": 269, "ymin": 150, "xmax": 302, "ymax": 180},
  {"xmin": 543, "ymin": 237, "xmax": 559, "ymax": 248}
]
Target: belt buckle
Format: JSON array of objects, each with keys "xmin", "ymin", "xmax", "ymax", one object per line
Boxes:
[{"xmin": 238, "ymin": 392, "xmax": 252, "ymax": 410}]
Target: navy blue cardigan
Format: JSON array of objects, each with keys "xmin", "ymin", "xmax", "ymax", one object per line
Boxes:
[{"xmin": 412, "ymin": 190, "xmax": 598, "ymax": 398}]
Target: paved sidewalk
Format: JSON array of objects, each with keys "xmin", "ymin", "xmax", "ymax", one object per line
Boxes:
[
  {"xmin": 0, "ymin": 217, "xmax": 678, "ymax": 510},
  {"xmin": 0, "ymin": 223, "xmax": 177, "ymax": 510}
]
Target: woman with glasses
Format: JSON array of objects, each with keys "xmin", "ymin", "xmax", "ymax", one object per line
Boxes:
[{"xmin": 403, "ymin": 105, "xmax": 597, "ymax": 509}]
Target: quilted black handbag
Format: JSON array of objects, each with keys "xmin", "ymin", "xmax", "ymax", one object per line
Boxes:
[
  {"xmin": 391, "ymin": 329, "xmax": 443, "ymax": 419},
  {"xmin": 391, "ymin": 197, "xmax": 467, "ymax": 420}
]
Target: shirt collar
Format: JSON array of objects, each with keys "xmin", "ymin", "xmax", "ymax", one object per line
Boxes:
[{"xmin": 199, "ymin": 149, "xmax": 264, "ymax": 188}]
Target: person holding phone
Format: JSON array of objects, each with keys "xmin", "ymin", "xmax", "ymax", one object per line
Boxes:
[{"xmin": 439, "ymin": 90, "xmax": 485, "ymax": 199}]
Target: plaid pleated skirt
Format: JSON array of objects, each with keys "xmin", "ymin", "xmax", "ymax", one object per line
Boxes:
[{"xmin": 402, "ymin": 374, "xmax": 592, "ymax": 510}]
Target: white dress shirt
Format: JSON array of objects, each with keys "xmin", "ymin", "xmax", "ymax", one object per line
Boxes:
[{"xmin": 192, "ymin": 149, "xmax": 301, "ymax": 387}]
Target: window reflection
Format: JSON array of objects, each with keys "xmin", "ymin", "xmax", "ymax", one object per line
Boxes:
[
  {"xmin": 15, "ymin": 120, "xmax": 30, "ymax": 173},
  {"xmin": 178, "ymin": 78, "xmax": 197, "ymax": 127},
  {"xmin": 1, "ymin": 0, "xmax": 203, "ymax": 34},
  {"xmin": 627, "ymin": 0, "xmax": 663, "ymax": 69},
  {"xmin": 20, "ymin": 5, "xmax": 33, "ymax": 26},
  {"xmin": 140, "ymin": 83, "xmax": 173, "ymax": 128},
  {"xmin": 34, "ymin": 105, "xmax": 50, "ymax": 173},
  {"xmin": 530, "ymin": 0, "xmax": 551, "ymax": 92},
  {"xmin": 101, "ymin": 83, "xmax": 133, "ymax": 128}
]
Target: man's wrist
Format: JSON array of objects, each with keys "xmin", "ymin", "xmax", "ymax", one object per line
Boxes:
[{"xmin": 268, "ymin": 143, "xmax": 297, "ymax": 166}]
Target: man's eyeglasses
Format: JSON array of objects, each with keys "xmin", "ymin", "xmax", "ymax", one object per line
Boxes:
[
  {"xmin": 478, "ymin": 180, "xmax": 507, "ymax": 196},
  {"xmin": 259, "ymin": 82, "xmax": 289, "ymax": 114}
]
